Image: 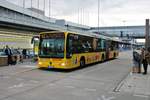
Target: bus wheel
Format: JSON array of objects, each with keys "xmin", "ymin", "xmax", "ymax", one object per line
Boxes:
[{"xmin": 80, "ymin": 58, "xmax": 85, "ymax": 67}]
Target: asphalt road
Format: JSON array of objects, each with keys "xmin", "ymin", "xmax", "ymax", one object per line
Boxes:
[{"xmin": 0, "ymin": 51, "xmax": 149, "ymax": 100}]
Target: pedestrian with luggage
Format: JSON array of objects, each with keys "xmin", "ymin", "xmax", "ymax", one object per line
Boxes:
[
  {"xmin": 141, "ymin": 48, "xmax": 148, "ymax": 75},
  {"xmin": 132, "ymin": 49, "xmax": 141, "ymax": 73},
  {"xmin": 143, "ymin": 47, "xmax": 150, "ymax": 75},
  {"xmin": 4, "ymin": 45, "xmax": 12, "ymax": 65}
]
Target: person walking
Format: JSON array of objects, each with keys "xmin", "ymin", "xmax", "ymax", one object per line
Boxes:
[
  {"xmin": 4, "ymin": 45, "xmax": 12, "ymax": 65},
  {"xmin": 146, "ymin": 47, "xmax": 150, "ymax": 64},
  {"xmin": 141, "ymin": 48, "xmax": 148, "ymax": 75},
  {"xmin": 144, "ymin": 47, "xmax": 150, "ymax": 74},
  {"xmin": 22, "ymin": 49, "xmax": 27, "ymax": 59}
]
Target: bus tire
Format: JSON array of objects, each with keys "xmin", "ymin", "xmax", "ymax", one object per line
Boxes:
[{"xmin": 80, "ymin": 57, "xmax": 85, "ymax": 67}]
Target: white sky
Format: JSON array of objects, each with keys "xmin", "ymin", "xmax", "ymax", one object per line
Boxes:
[{"xmin": 6, "ymin": 0, "xmax": 150, "ymax": 27}]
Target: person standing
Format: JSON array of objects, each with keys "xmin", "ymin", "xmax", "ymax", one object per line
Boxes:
[
  {"xmin": 141, "ymin": 48, "xmax": 148, "ymax": 75},
  {"xmin": 4, "ymin": 45, "xmax": 12, "ymax": 65},
  {"xmin": 143, "ymin": 47, "xmax": 150, "ymax": 74},
  {"xmin": 22, "ymin": 49, "xmax": 27, "ymax": 59},
  {"xmin": 146, "ymin": 47, "xmax": 150, "ymax": 64}
]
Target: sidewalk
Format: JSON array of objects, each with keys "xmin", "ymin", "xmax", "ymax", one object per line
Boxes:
[
  {"xmin": 0, "ymin": 60, "xmax": 37, "ymax": 77},
  {"xmin": 119, "ymin": 66, "xmax": 150, "ymax": 97}
]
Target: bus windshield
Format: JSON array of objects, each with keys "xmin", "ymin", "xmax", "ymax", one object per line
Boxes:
[{"xmin": 39, "ymin": 33, "xmax": 65, "ymax": 58}]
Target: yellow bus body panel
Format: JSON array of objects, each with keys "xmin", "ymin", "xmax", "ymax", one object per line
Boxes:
[
  {"xmin": 38, "ymin": 51, "xmax": 106, "ymax": 69},
  {"xmin": 109, "ymin": 50, "xmax": 119, "ymax": 59}
]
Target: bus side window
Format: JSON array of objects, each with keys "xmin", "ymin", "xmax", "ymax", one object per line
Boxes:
[
  {"xmin": 68, "ymin": 39, "xmax": 73, "ymax": 53},
  {"xmin": 114, "ymin": 42, "xmax": 119, "ymax": 50},
  {"xmin": 93, "ymin": 38, "xmax": 98, "ymax": 52},
  {"xmin": 101, "ymin": 39, "xmax": 106, "ymax": 51},
  {"xmin": 70, "ymin": 34, "xmax": 80, "ymax": 53},
  {"xmin": 96, "ymin": 39, "xmax": 101, "ymax": 51},
  {"xmin": 66, "ymin": 34, "xmax": 73, "ymax": 58}
]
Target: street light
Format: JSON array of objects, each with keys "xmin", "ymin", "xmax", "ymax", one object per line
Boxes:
[
  {"xmin": 122, "ymin": 20, "xmax": 126, "ymax": 26},
  {"xmin": 98, "ymin": 0, "xmax": 100, "ymax": 34},
  {"xmin": 49, "ymin": 0, "xmax": 51, "ymax": 18},
  {"xmin": 131, "ymin": 32, "xmax": 135, "ymax": 50},
  {"xmin": 23, "ymin": 0, "xmax": 25, "ymax": 8}
]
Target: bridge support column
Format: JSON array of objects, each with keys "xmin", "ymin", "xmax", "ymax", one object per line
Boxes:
[{"xmin": 145, "ymin": 19, "xmax": 150, "ymax": 49}]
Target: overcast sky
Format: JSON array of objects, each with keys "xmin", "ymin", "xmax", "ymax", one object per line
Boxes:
[{"xmin": 6, "ymin": 0, "xmax": 150, "ymax": 27}]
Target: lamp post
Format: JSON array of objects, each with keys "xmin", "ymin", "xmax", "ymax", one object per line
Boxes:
[
  {"xmin": 44, "ymin": 0, "xmax": 45, "ymax": 16},
  {"xmin": 31, "ymin": 0, "xmax": 32, "ymax": 8},
  {"xmin": 49, "ymin": 0, "xmax": 51, "ymax": 18},
  {"xmin": 23, "ymin": 0, "xmax": 25, "ymax": 8},
  {"xmin": 131, "ymin": 33, "xmax": 134, "ymax": 50},
  {"xmin": 122, "ymin": 20, "xmax": 126, "ymax": 37},
  {"xmin": 145, "ymin": 19, "xmax": 150, "ymax": 49},
  {"xmin": 98, "ymin": 0, "xmax": 100, "ymax": 34},
  {"xmin": 123, "ymin": 20, "xmax": 126, "ymax": 26}
]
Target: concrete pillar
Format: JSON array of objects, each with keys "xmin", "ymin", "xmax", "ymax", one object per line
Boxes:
[{"xmin": 145, "ymin": 19, "xmax": 150, "ymax": 49}]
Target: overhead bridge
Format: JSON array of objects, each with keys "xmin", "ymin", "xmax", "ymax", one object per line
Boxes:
[
  {"xmin": 0, "ymin": 0, "xmax": 91, "ymax": 48},
  {"xmin": 90, "ymin": 26, "xmax": 147, "ymax": 39},
  {"xmin": 0, "ymin": 0, "xmax": 147, "ymax": 39},
  {"xmin": 0, "ymin": 1, "xmax": 65, "ymax": 35},
  {"xmin": 0, "ymin": 0, "xmax": 91, "ymax": 36}
]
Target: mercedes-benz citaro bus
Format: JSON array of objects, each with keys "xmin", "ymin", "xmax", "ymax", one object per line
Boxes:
[{"xmin": 38, "ymin": 30, "xmax": 119, "ymax": 69}]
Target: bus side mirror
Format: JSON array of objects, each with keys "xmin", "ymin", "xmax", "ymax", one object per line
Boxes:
[
  {"xmin": 67, "ymin": 51, "xmax": 73, "ymax": 58},
  {"xmin": 31, "ymin": 36, "xmax": 39, "ymax": 44},
  {"xmin": 69, "ymin": 53, "xmax": 72, "ymax": 57}
]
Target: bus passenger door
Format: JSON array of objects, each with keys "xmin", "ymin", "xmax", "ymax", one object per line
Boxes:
[{"xmin": 105, "ymin": 40, "xmax": 111, "ymax": 59}]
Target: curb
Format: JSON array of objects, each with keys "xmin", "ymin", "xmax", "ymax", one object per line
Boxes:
[{"xmin": 113, "ymin": 71, "xmax": 131, "ymax": 92}]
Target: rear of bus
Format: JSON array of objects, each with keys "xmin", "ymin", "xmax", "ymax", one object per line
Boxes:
[{"xmin": 106, "ymin": 40, "xmax": 119, "ymax": 59}]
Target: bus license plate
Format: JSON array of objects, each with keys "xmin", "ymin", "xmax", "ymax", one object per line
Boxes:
[{"xmin": 48, "ymin": 66, "xmax": 52, "ymax": 68}]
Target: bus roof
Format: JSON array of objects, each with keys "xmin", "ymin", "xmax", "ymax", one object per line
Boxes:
[{"xmin": 40, "ymin": 29, "xmax": 121, "ymax": 42}]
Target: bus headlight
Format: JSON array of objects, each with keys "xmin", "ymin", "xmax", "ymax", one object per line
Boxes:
[
  {"xmin": 38, "ymin": 62, "xmax": 42, "ymax": 65},
  {"xmin": 61, "ymin": 63, "xmax": 66, "ymax": 66}
]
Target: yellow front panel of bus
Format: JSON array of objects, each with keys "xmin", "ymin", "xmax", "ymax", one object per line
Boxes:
[{"xmin": 38, "ymin": 58, "xmax": 67, "ymax": 69}]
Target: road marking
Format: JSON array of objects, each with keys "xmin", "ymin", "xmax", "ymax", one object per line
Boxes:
[
  {"xmin": 48, "ymin": 83, "xmax": 55, "ymax": 86},
  {"xmin": 8, "ymin": 83, "xmax": 25, "ymax": 89},
  {"xmin": 64, "ymin": 85, "xmax": 75, "ymax": 89},
  {"xmin": 10, "ymin": 68, "xmax": 36, "ymax": 75},
  {"xmin": 22, "ymin": 65, "xmax": 36, "ymax": 68},
  {"xmin": 84, "ymin": 88, "xmax": 97, "ymax": 92},
  {"xmin": 97, "ymin": 95, "xmax": 115, "ymax": 100},
  {"xmin": 113, "ymin": 71, "xmax": 130, "ymax": 92},
  {"xmin": 0, "ymin": 74, "xmax": 10, "ymax": 79},
  {"xmin": 29, "ymin": 80, "xmax": 39, "ymax": 84},
  {"xmin": 134, "ymin": 94, "xmax": 149, "ymax": 98},
  {"xmin": 16, "ymin": 78, "xmax": 24, "ymax": 81}
]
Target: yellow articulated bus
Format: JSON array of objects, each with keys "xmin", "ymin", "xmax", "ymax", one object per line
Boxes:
[{"xmin": 38, "ymin": 31, "xmax": 119, "ymax": 69}]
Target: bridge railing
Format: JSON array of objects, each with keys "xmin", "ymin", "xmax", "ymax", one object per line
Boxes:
[{"xmin": 0, "ymin": 5, "xmax": 67, "ymax": 31}]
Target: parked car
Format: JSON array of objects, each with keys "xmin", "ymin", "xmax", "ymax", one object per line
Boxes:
[
  {"xmin": 0, "ymin": 49, "xmax": 6, "ymax": 56},
  {"xmin": 27, "ymin": 50, "xmax": 34, "ymax": 58},
  {"xmin": 11, "ymin": 49, "xmax": 23, "ymax": 63}
]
